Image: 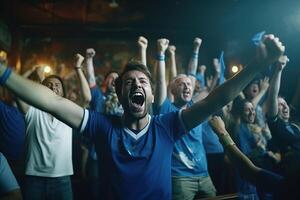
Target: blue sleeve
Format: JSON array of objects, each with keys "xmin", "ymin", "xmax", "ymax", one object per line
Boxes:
[
  {"xmin": 153, "ymin": 99, "xmax": 174, "ymax": 115},
  {"xmin": 90, "ymin": 86, "xmax": 104, "ymax": 113},
  {"xmin": 154, "ymin": 111, "xmax": 186, "ymax": 142},
  {"xmin": 82, "ymin": 109, "xmax": 115, "ymax": 140},
  {"xmin": 0, "ymin": 153, "xmax": 19, "ymax": 194}
]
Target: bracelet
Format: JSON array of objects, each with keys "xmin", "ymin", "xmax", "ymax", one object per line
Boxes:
[
  {"xmin": 192, "ymin": 52, "xmax": 198, "ymax": 59},
  {"xmin": 0, "ymin": 67, "xmax": 12, "ymax": 85},
  {"xmin": 156, "ymin": 54, "xmax": 165, "ymax": 61},
  {"xmin": 219, "ymin": 134, "xmax": 235, "ymax": 147}
]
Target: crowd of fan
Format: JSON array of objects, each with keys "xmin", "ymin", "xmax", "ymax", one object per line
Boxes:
[{"xmin": 0, "ymin": 34, "xmax": 299, "ymax": 200}]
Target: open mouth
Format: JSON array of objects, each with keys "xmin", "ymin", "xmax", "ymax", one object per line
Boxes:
[
  {"xmin": 130, "ymin": 92, "xmax": 145, "ymax": 111},
  {"xmin": 183, "ymin": 90, "xmax": 191, "ymax": 98}
]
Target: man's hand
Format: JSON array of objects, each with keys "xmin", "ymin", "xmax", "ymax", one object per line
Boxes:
[
  {"xmin": 213, "ymin": 58, "xmax": 221, "ymax": 75},
  {"xmin": 75, "ymin": 54, "xmax": 85, "ymax": 68},
  {"xmin": 168, "ymin": 45, "xmax": 176, "ymax": 55},
  {"xmin": 257, "ymin": 34, "xmax": 285, "ymax": 65},
  {"xmin": 157, "ymin": 38, "xmax": 169, "ymax": 54},
  {"xmin": 209, "ymin": 116, "xmax": 228, "ymax": 136},
  {"xmin": 199, "ymin": 65, "xmax": 206, "ymax": 74},
  {"xmin": 193, "ymin": 37, "xmax": 202, "ymax": 51},
  {"xmin": 259, "ymin": 77, "xmax": 269, "ymax": 91},
  {"xmin": 138, "ymin": 36, "xmax": 148, "ymax": 49},
  {"xmin": 86, "ymin": 48, "xmax": 96, "ymax": 59},
  {"xmin": 276, "ymin": 55, "xmax": 289, "ymax": 70}
]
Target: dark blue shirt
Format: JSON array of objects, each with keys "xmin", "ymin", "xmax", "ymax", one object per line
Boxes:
[
  {"xmin": 81, "ymin": 109, "xmax": 185, "ymax": 200},
  {"xmin": 0, "ymin": 101, "xmax": 25, "ymax": 160}
]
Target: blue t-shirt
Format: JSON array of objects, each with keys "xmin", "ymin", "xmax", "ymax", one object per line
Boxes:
[
  {"xmin": 0, "ymin": 152, "xmax": 20, "ymax": 194},
  {"xmin": 81, "ymin": 109, "xmax": 185, "ymax": 200},
  {"xmin": 0, "ymin": 101, "xmax": 25, "ymax": 160},
  {"xmin": 156, "ymin": 99, "xmax": 208, "ymax": 177},
  {"xmin": 90, "ymin": 85, "xmax": 105, "ymax": 113},
  {"xmin": 202, "ymin": 120, "xmax": 224, "ymax": 154},
  {"xmin": 196, "ymin": 73, "xmax": 205, "ymax": 87},
  {"xmin": 235, "ymin": 123, "xmax": 258, "ymax": 155}
]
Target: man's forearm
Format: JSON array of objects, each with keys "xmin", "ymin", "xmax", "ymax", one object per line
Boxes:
[
  {"xmin": 86, "ymin": 58, "xmax": 96, "ymax": 87},
  {"xmin": 0, "ymin": 65, "xmax": 84, "ymax": 128},
  {"xmin": 184, "ymin": 60, "xmax": 269, "ymax": 130},
  {"xmin": 266, "ymin": 68, "xmax": 282, "ymax": 117}
]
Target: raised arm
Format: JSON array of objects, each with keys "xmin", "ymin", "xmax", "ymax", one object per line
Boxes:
[
  {"xmin": 182, "ymin": 34, "xmax": 285, "ymax": 130},
  {"xmin": 85, "ymin": 48, "xmax": 97, "ymax": 87},
  {"xmin": 187, "ymin": 37, "xmax": 202, "ymax": 87},
  {"xmin": 0, "ymin": 65, "xmax": 84, "ymax": 129},
  {"xmin": 167, "ymin": 45, "xmax": 177, "ymax": 79},
  {"xmin": 209, "ymin": 116, "xmax": 261, "ymax": 182},
  {"xmin": 17, "ymin": 66, "xmax": 45, "ymax": 114},
  {"xmin": 251, "ymin": 76, "xmax": 269, "ymax": 108},
  {"xmin": 154, "ymin": 38, "xmax": 169, "ymax": 107},
  {"xmin": 207, "ymin": 58, "xmax": 222, "ymax": 92},
  {"xmin": 74, "ymin": 54, "xmax": 91, "ymax": 107},
  {"xmin": 167, "ymin": 45, "xmax": 177, "ymax": 102},
  {"xmin": 137, "ymin": 36, "xmax": 148, "ymax": 66},
  {"xmin": 266, "ymin": 55, "xmax": 289, "ymax": 118}
]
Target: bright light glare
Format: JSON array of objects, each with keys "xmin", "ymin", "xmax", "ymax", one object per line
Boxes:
[
  {"xmin": 231, "ymin": 65, "xmax": 238, "ymax": 73},
  {"xmin": 44, "ymin": 66, "xmax": 52, "ymax": 73}
]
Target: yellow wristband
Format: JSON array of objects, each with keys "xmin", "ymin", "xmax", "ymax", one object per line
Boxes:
[{"xmin": 219, "ymin": 134, "xmax": 235, "ymax": 147}]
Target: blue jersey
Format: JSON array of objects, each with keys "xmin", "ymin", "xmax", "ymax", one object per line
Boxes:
[
  {"xmin": 235, "ymin": 123, "xmax": 259, "ymax": 155},
  {"xmin": 156, "ymin": 99, "xmax": 208, "ymax": 177},
  {"xmin": 0, "ymin": 101, "xmax": 25, "ymax": 160},
  {"xmin": 80, "ymin": 109, "xmax": 185, "ymax": 200},
  {"xmin": 202, "ymin": 120, "xmax": 224, "ymax": 154}
]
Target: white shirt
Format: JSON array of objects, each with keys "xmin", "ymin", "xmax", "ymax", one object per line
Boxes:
[{"xmin": 25, "ymin": 107, "xmax": 73, "ymax": 177}]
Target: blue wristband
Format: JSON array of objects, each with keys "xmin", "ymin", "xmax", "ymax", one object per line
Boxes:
[
  {"xmin": 156, "ymin": 54, "xmax": 165, "ymax": 61},
  {"xmin": 192, "ymin": 52, "xmax": 198, "ymax": 59},
  {"xmin": 0, "ymin": 67, "xmax": 12, "ymax": 85}
]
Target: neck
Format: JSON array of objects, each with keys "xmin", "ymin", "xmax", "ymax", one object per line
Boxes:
[{"xmin": 122, "ymin": 114, "xmax": 149, "ymax": 131}]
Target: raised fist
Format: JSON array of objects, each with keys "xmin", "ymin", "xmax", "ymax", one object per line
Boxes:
[
  {"xmin": 86, "ymin": 48, "xmax": 96, "ymax": 58},
  {"xmin": 157, "ymin": 38, "xmax": 169, "ymax": 53},
  {"xmin": 168, "ymin": 45, "xmax": 176, "ymax": 55},
  {"xmin": 75, "ymin": 54, "xmax": 85, "ymax": 68},
  {"xmin": 209, "ymin": 116, "xmax": 227, "ymax": 136},
  {"xmin": 257, "ymin": 34, "xmax": 285, "ymax": 65},
  {"xmin": 138, "ymin": 36, "xmax": 148, "ymax": 49},
  {"xmin": 193, "ymin": 37, "xmax": 202, "ymax": 49}
]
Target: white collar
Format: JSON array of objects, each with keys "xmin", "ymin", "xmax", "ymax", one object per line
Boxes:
[{"xmin": 123, "ymin": 115, "xmax": 151, "ymax": 140}]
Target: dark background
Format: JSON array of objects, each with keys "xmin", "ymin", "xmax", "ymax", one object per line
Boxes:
[{"xmin": 0, "ymin": 0, "xmax": 299, "ymax": 100}]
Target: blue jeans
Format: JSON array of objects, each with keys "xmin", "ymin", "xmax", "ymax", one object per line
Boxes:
[{"xmin": 23, "ymin": 175, "xmax": 73, "ymax": 200}]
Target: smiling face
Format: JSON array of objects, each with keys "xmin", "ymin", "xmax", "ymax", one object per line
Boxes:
[
  {"xmin": 42, "ymin": 76, "xmax": 64, "ymax": 97},
  {"xmin": 118, "ymin": 70, "xmax": 153, "ymax": 119},
  {"xmin": 241, "ymin": 101, "xmax": 256, "ymax": 124},
  {"xmin": 278, "ymin": 97, "xmax": 290, "ymax": 122},
  {"xmin": 171, "ymin": 74, "xmax": 193, "ymax": 107}
]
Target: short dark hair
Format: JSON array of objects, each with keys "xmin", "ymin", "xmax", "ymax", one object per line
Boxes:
[
  {"xmin": 115, "ymin": 61, "xmax": 152, "ymax": 97},
  {"xmin": 42, "ymin": 75, "xmax": 66, "ymax": 97}
]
